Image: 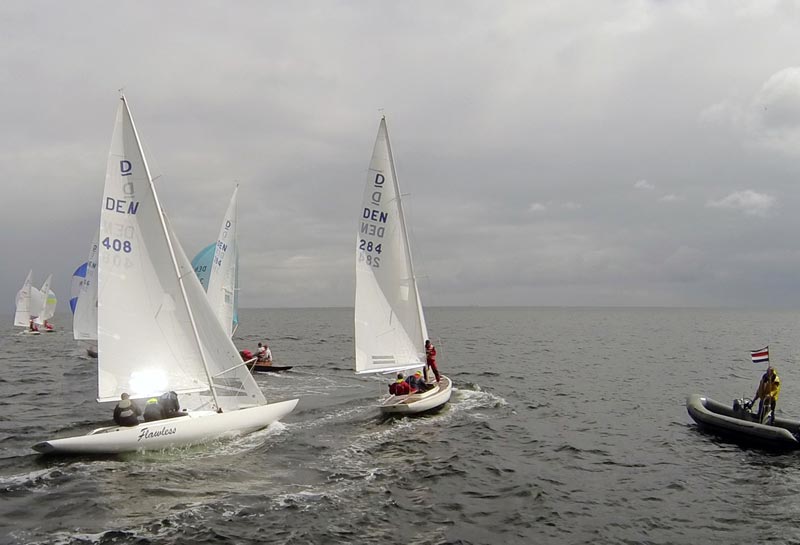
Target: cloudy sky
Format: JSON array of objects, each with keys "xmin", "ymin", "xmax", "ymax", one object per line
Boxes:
[{"xmin": 3, "ymin": 1, "xmax": 800, "ymax": 311}]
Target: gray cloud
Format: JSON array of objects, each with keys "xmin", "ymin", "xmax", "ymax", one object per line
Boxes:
[{"xmin": 4, "ymin": 1, "xmax": 800, "ymax": 312}]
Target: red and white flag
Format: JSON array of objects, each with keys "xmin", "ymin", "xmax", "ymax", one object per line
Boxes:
[{"xmin": 751, "ymin": 346, "xmax": 769, "ymax": 365}]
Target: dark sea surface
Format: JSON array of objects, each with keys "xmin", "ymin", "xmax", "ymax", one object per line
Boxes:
[{"xmin": 4, "ymin": 307, "xmax": 800, "ymax": 544}]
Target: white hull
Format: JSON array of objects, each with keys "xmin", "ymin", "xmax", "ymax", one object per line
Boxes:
[
  {"xmin": 380, "ymin": 376, "xmax": 452, "ymax": 414},
  {"xmin": 32, "ymin": 398, "xmax": 298, "ymax": 454}
]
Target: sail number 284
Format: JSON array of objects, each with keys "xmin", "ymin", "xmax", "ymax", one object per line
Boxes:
[
  {"xmin": 102, "ymin": 237, "xmax": 132, "ymax": 253},
  {"xmin": 358, "ymin": 239, "xmax": 381, "ymax": 268}
]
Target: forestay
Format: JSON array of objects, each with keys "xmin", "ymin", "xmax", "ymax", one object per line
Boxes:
[
  {"xmin": 97, "ymin": 96, "xmax": 264, "ymax": 411},
  {"xmin": 354, "ymin": 117, "xmax": 428, "ymax": 375}
]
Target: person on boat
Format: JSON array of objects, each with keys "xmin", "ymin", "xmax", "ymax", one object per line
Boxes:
[
  {"xmin": 159, "ymin": 391, "xmax": 183, "ymax": 418},
  {"xmin": 389, "ymin": 373, "xmax": 412, "ymax": 395},
  {"xmin": 753, "ymin": 366, "xmax": 781, "ymax": 425},
  {"xmin": 256, "ymin": 342, "xmax": 272, "ymax": 365},
  {"xmin": 143, "ymin": 397, "xmax": 164, "ymax": 422},
  {"xmin": 44, "ymin": 320, "xmax": 53, "ymax": 331},
  {"xmin": 406, "ymin": 370, "xmax": 430, "ymax": 393},
  {"xmin": 424, "ymin": 340, "xmax": 441, "ymax": 383},
  {"xmin": 28, "ymin": 320, "xmax": 38, "ymax": 332},
  {"xmin": 113, "ymin": 393, "xmax": 141, "ymax": 427}
]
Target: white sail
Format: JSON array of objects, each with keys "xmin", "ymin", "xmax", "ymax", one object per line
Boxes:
[
  {"xmin": 73, "ymin": 233, "xmax": 99, "ymax": 341},
  {"xmin": 32, "ymin": 274, "xmax": 55, "ymax": 325},
  {"xmin": 354, "ymin": 117, "xmax": 428, "ymax": 374},
  {"xmin": 14, "ymin": 270, "xmax": 33, "ymax": 327},
  {"xmin": 97, "ymin": 96, "xmax": 265, "ymax": 411},
  {"xmin": 34, "ymin": 275, "xmax": 55, "ymax": 325},
  {"xmin": 205, "ymin": 186, "xmax": 238, "ymax": 336}
]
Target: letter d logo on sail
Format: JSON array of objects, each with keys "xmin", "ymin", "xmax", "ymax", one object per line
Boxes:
[{"xmin": 120, "ymin": 160, "xmax": 132, "ymax": 177}]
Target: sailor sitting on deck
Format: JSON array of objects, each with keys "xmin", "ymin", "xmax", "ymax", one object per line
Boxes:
[
  {"xmin": 159, "ymin": 390, "xmax": 182, "ymax": 418},
  {"xmin": 389, "ymin": 373, "xmax": 412, "ymax": 396},
  {"xmin": 113, "ymin": 393, "xmax": 141, "ymax": 427},
  {"xmin": 754, "ymin": 366, "xmax": 781, "ymax": 425},
  {"xmin": 405, "ymin": 371, "xmax": 430, "ymax": 393},
  {"xmin": 143, "ymin": 397, "xmax": 164, "ymax": 422}
]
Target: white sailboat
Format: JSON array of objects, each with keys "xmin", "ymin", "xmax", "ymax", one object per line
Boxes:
[
  {"xmin": 205, "ymin": 186, "xmax": 239, "ymax": 336},
  {"xmin": 33, "ymin": 96, "xmax": 297, "ymax": 454},
  {"xmin": 14, "ymin": 270, "xmax": 40, "ymax": 334},
  {"xmin": 71, "ymin": 233, "xmax": 99, "ymax": 356},
  {"xmin": 34, "ymin": 274, "xmax": 57, "ymax": 331},
  {"xmin": 354, "ymin": 117, "xmax": 451, "ymax": 414}
]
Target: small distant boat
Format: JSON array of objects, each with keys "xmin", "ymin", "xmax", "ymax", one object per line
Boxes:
[
  {"xmin": 71, "ymin": 233, "xmax": 99, "ymax": 357},
  {"xmin": 353, "ymin": 117, "xmax": 451, "ymax": 415},
  {"xmin": 14, "ymin": 271, "xmax": 53, "ymax": 334},
  {"xmin": 32, "ymin": 95, "xmax": 297, "ymax": 455},
  {"xmin": 36, "ymin": 275, "xmax": 57, "ymax": 331},
  {"xmin": 686, "ymin": 394, "xmax": 800, "ymax": 449}
]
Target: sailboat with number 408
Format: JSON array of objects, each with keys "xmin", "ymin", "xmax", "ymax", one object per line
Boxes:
[
  {"xmin": 354, "ymin": 117, "xmax": 452, "ymax": 414},
  {"xmin": 33, "ymin": 96, "xmax": 297, "ymax": 454}
]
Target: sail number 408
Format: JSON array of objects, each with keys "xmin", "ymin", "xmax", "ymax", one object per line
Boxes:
[
  {"xmin": 358, "ymin": 239, "xmax": 381, "ymax": 268},
  {"xmin": 102, "ymin": 237, "xmax": 132, "ymax": 253}
]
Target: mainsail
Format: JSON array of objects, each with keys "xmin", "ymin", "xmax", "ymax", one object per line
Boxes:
[
  {"xmin": 34, "ymin": 275, "xmax": 56, "ymax": 325},
  {"xmin": 14, "ymin": 270, "xmax": 33, "ymax": 327},
  {"xmin": 205, "ymin": 186, "xmax": 239, "ymax": 336},
  {"xmin": 97, "ymin": 96, "xmax": 264, "ymax": 411},
  {"xmin": 354, "ymin": 117, "xmax": 428, "ymax": 375}
]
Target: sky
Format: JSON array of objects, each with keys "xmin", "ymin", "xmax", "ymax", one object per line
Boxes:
[{"xmin": 3, "ymin": 0, "xmax": 800, "ymax": 310}]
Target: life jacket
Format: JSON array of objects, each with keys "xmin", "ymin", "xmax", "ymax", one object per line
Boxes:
[{"xmin": 393, "ymin": 381, "xmax": 410, "ymax": 396}]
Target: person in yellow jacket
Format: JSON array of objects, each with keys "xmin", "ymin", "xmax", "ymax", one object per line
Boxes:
[{"xmin": 753, "ymin": 366, "xmax": 781, "ymax": 424}]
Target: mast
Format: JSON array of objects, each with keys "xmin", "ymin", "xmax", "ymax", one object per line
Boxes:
[
  {"xmin": 121, "ymin": 95, "xmax": 221, "ymax": 410},
  {"xmin": 382, "ymin": 116, "xmax": 427, "ymax": 345}
]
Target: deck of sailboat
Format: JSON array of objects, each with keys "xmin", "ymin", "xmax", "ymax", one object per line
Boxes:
[{"xmin": 380, "ymin": 375, "xmax": 452, "ymax": 414}]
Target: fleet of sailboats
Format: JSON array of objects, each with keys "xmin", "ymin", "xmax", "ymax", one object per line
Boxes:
[
  {"xmin": 14, "ymin": 270, "xmax": 57, "ymax": 334},
  {"xmin": 21, "ymin": 99, "xmax": 451, "ymax": 455},
  {"xmin": 354, "ymin": 117, "xmax": 452, "ymax": 414}
]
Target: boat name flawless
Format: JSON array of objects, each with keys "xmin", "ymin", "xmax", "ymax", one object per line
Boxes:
[{"xmin": 137, "ymin": 425, "xmax": 177, "ymax": 442}]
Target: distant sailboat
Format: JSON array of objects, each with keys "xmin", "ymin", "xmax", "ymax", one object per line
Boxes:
[
  {"xmin": 14, "ymin": 270, "xmax": 39, "ymax": 334},
  {"xmin": 71, "ymin": 234, "xmax": 99, "ymax": 356},
  {"xmin": 34, "ymin": 274, "xmax": 57, "ymax": 331},
  {"xmin": 33, "ymin": 95, "xmax": 297, "ymax": 454},
  {"xmin": 354, "ymin": 117, "xmax": 451, "ymax": 414}
]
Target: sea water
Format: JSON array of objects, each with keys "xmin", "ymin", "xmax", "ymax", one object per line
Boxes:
[{"xmin": 2, "ymin": 307, "xmax": 800, "ymax": 544}]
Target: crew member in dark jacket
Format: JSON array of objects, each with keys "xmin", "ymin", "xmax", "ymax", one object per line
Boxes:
[
  {"xmin": 113, "ymin": 393, "xmax": 141, "ymax": 427},
  {"xmin": 406, "ymin": 371, "xmax": 429, "ymax": 392},
  {"xmin": 143, "ymin": 397, "xmax": 163, "ymax": 422}
]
